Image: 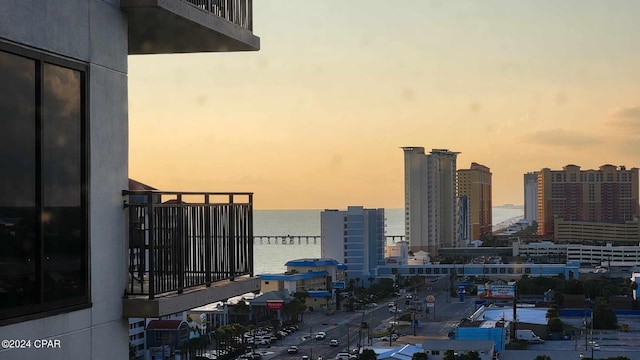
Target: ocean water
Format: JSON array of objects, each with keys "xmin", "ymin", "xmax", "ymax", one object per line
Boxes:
[{"xmin": 253, "ymin": 207, "xmax": 523, "ymax": 274}]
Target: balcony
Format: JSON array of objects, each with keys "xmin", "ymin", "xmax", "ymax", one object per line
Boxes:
[
  {"xmin": 122, "ymin": 0, "xmax": 259, "ymax": 54},
  {"xmin": 122, "ymin": 190, "xmax": 260, "ymax": 318}
]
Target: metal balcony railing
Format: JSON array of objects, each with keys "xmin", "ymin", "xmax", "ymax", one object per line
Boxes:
[
  {"xmin": 123, "ymin": 190, "xmax": 253, "ymax": 299},
  {"xmin": 185, "ymin": 0, "xmax": 253, "ymax": 31}
]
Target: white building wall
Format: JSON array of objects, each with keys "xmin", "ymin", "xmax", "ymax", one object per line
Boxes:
[
  {"xmin": 403, "ymin": 147, "xmax": 427, "ymax": 250},
  {"xmin": 321, "ymin": 210, "xmax": 346, "ymax": 262},
  {"xmin": 0, "ymin": 2, "xmax": 129, "ymax": 359}
]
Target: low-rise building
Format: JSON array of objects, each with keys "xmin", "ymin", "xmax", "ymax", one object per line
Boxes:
[{"xmin": 422, "ymin": 339, "xmax": 495, "ymax": 360}]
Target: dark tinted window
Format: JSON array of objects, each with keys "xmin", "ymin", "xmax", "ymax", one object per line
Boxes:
[{"xmin": 0, "ymin": 44, "xmax": 88, "ymax": 322}]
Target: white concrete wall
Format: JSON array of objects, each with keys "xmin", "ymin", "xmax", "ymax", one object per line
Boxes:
[
  {"xmin": 321, "ymin": 210, "xmax": 346, "ymax": 262},
  {"xmin": 0, "ymin": 1, "xmax": 129, "ymax": 359}
]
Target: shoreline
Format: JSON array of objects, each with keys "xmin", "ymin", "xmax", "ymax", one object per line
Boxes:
[{"xmin": 492, "ymin": 215, "xmax": 524, "ymax": 233}]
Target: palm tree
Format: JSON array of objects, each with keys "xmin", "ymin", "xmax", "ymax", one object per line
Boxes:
[
  {"xmin": 355, "ymin": 277, "xmax": 361, "ymax": 289},
  {"xmin": 368, "ymin": 276, "xmax": 375, "ymax": 287},
  {"xmin": 348, "ymin": 278, "xmax": 356, "ymax": 290}
]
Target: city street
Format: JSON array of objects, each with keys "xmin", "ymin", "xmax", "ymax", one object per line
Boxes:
[{"xmin": 257, "ymin": 290, "xmax": 479, "ymax": 360}]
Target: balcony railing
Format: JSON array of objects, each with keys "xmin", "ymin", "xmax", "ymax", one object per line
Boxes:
[
  {"xmin": 184, "ymin": 0, "xmax": 253, "ymax": 31},
  {"xmin": 123, "ymin": 190, "xmax": 253, "ymax": 299}
]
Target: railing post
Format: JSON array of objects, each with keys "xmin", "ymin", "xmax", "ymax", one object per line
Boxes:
[
  {"xmin": 248, "ymin": 193, "xmax": 254, "ymax": 277},
  {"xmin": 247, "ymin": 0, "xmax": 252, "ymax": 31},
  {"xmin": 177, "ymin": 194, "xmax": 185, "ymax": 294},
  {"xmin": 147, "ymin": 191, "xmax": 156, "ymax": 300},
  {"xmin": 229, "ymin": 194, "xmax": 235, "ymax": 281},
  {"xmin": 205, "ymin": 194, "xmax": 212, "ymax": 286}
]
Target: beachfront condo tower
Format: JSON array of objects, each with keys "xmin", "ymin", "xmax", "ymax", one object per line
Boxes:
[
  {"xmin": 457, "ymin": 163, "xmax": 492, "ymax": 241},
  {"xmin": 402, "ymin": 147, "xmax": 459, "ymax": 255},
  {"xmin": 537, "ymin": 164, "xmax": 639, "ymax": 236},
  {"xmin": 321, "ymin": 206, "xmax": 386, "ymax": 282}
]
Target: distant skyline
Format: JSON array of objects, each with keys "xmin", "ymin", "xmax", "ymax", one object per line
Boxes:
[{"xmin": 128, "ymin": 1, "xmax": 640, "ymax": 209}]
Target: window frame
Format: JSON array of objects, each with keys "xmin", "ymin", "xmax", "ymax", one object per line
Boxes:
[{"xmin": 0, "ymin": 40, "xmax": 90, "ymax": 325}]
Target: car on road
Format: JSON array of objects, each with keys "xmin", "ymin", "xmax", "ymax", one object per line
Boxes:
[
  {"xmin": 238, "ymin": 353, "xmax": 262, "ymax": 360},
  {"xmin": 389, "ymin": 307, "xmax": 401, "ymax": 313},
  {"xmin": 336, "ymin": 353, "xmax": 356, "ymax": 360},
  {"xmin": 287, "ymin": 346, "xmax": 299, "ymax": 354},
  {"xmin": 330, "ymin": 339, "xmax": 339, "ymax": 347},
  {"xmin": 315, "ymin": 331, "xmax": 326, "ymax": 340},
  {"xmin": 380, "ymin": 334, "xmax": 399, "ymax": 341}
]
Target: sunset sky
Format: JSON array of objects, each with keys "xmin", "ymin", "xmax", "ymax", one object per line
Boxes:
[{"xmin": 128, "ymin": 1, "xmax": 640, "ymax": 210}]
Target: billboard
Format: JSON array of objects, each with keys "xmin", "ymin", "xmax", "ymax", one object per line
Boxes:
[
  {"xmin": 477, "ymin": 284, "xmax": 515, "ymax": 300},
  {"xmin": 266, "ymin": 300, "xmax": 284, "ymax": 310}
]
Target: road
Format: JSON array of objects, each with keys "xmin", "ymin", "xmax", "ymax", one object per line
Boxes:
[{"xmin": 259, "ymin": 290, "xmax": 478, "ymax": 359}]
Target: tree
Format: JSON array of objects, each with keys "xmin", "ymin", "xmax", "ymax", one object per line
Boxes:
[
  {"xmin": 459, "ymin": 351, "xmax": 480, "ymax": 360},
  {"xmin": 368, "ymin": 276, "xmax": 376, "ymax": 287},
  {"xmin": 412, "ymin": 352, "xmax": 428, "ymax": 360},
  {"xmin": 179, "ymin": 337, "xmax": 209, "ymax": 359},
  {"xmin": 444, "ymin": 350, "xmax": 457, "ymax": 360},
  {"xmin": 360, "ymin": 349, "xmax": 377, "ymax": 360},
  {"xmin": 283, "ymin": 298, "xmax": 307, "ymax": 322},
  {"xmin": 593, "ymin": 300, "xmax": 618, "ymax": 330},
  {"xmin": 546, "ymin": 307, "xmax": 559, "ymax": 319},
  {"xmin": 547, "ymin": 317, "xmax": 564, "ymax": 333},
  {"xmin": 348, "ymin": 278, "xmax": 356, "ymax": 290}
]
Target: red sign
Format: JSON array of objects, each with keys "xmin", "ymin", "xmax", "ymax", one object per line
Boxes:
[{"xmin": 266, "ymin": 301, "xmax": 284, "ymax": 310}]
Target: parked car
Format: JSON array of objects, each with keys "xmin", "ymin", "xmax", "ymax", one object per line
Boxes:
[
  {"xmin": 330, "ymin": 339, "xmax": 339, "ymax": 347},
  {"xmin": 287, "ymin": 346, "xmax": 299, "ymax": 354}
]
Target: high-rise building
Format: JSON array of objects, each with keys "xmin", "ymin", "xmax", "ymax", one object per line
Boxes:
[
  {"xmin": 321, "ymin": 206, "xmax": 386, "ymax": 281},
  {"xmin": 402, "ymin": 147, "xmax": 459, "ymax": 254},
  {"xmin": 537, "ymin": 164, "xmax": 639, "ymax": 236},
  {"xmin": 0, "ymin": 2, "xmax": 260, "ymax": 359},
  {"xmin": 457, "ymin": 196, "xmax": 471, "ymax": 244},
  {"xmin": 457, "ymin": 163, "xmax": 492, "ymax": 240},
  {"xmin": 524, "ymin": 172, "xmax": 538, "ymax": 223}
]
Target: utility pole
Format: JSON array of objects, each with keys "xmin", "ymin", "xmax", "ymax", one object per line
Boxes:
[
  {"xmin": 309, "ymin": 325, "xmax": 313, "ymax": 360},
  {"xmin": 390, "ymin": 299, "xmax": 397, "ymax": 346}
]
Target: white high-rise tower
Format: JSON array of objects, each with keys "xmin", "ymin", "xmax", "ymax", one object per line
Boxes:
[{"xmin": 402, "ymin": 147, "xmax": 459, "ymax": 255}]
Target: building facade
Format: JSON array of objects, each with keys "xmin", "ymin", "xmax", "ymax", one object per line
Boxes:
[
  {"xmin": 457, "ymin": 163, "xmax": 492, "ymax": 240},
  {"xmin": 554, "ymin": 218, "xmax": 640, "ymax": 245},
  {"xmin": 321, "ymin": 206, "xmax": 385, "ymax": 281},
  {"xmin": 457, "ymin": 196, "xmax": 471, "ymax": 244},
  {"xmin": 402, "ymin": 147, "xmax": 459, "ymax": 254},
  {"xmin": 537, "ymin": 165, "xmax": 639, "ymax": 236},
  {"xmin": 0, "ymin": 2, "xmax": 259, "ymax": 359},
  {"xmin": 524, "ymin": 172, "xmax": 538, "ymax": 223}
]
